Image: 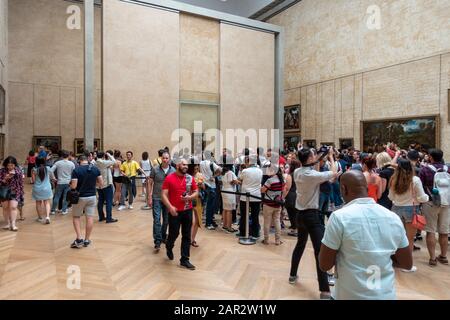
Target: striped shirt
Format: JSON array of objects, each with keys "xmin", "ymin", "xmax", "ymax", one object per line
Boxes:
[{"xmin": 263, "ymin": 175, "xmax": 285, "ymax": 208}]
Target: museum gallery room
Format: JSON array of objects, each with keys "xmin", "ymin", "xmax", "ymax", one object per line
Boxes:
[{"xmin": 0, "ymin": 0, "xmax": 449, "ymax": 302}]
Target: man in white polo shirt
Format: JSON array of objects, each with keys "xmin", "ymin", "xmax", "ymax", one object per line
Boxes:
[{"xmin": 319, "ymin": 170, "xmax": 412, "ymax": 300}]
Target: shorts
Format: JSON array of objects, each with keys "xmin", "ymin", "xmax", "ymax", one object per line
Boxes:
[
  {"xmin": 422, "ymin": 202, "xmax": 450, "ymax": 234},
  {"xmin": 391, "ymin": 205, "xmax": 419, "ymax": 224},
  {"xmin": 113, "ymin": 176, "xmax": 122, "ymax": 184},
  {"xmin": 72, "ymin": 196, "xmax": 97, "ymax": 217}
]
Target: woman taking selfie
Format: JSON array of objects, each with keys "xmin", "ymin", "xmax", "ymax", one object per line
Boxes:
[{"xmin": 0, "ymin": 156, "xmax": 25, "ymax": 231}]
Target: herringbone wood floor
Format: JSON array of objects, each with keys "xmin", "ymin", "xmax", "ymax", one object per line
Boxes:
[{"xmin": 0, "ymin": 184, "xmax": 449, "ymax": 300}]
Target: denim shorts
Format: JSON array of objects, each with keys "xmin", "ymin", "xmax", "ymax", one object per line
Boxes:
[{"xmin": 391, "ymin": 205, "xmax": 420, "ymax": 224}]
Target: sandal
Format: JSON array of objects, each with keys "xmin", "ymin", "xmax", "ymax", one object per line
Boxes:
[
  {"xmin": 437, "ymin": 255, "xmax": 449, "ymax": 265},
  {"xmin": 429, "ymin": 258, "xmax": 438, "ymax": 266},
  {"xmin": 275, "ymin": 240, "xmax": 283, "ymax": 246},
  {"xmin": 262, "ymin": 239, "xmax": 270, "ymax": 245},
  {"xmin": 18, "ymin": 217, "xmax": 25, "ymax": 221},
  {"xmin": 191, "ymin": 241, "xmax": 199, "ymax": 247}
]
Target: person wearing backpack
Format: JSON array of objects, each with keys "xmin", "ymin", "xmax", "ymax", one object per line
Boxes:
[{"xmin": 419, "ymin": 148, "xmax": 450, "ymax": 266}]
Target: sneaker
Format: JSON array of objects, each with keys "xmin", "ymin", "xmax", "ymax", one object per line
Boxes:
[
  {"xmin": 206, "ymin": 225, "xmax": 216, "ymax": 230},
  {"xmin": 36, "ymin": 218, "xmax": 44, "ymax": 223},
  {"xmin": 61, "ymin": 211, "xmax": 68, "ymax": 216},
  {"xmin": 2, "ymin": 224, "xmax": 11, "ymax": 230},
  {"xmin": 83, "ymin": 240, "xmax": 91, "ymax": 247},
  {"xmin": 328, "ymin": 273, "xmax": 335, "ymax": 286},
  {"xmin": 289, "ymin": 275, "xmax": 298, "ymax": 284},
  {"xmin": 50, "ymin": 211, "xmax": 56, "ymax": 216},
  {"xmin": 70, "ymin": 239, "xmax": 84, "ymax": 249},
  {"xmin": 117, "ymin": 205, "xmax": 127, "ymax": 211},
  {"xmin": 106, "ymin": 218, "xmax": 118, "ymax": 223},
  {"xmin": 128, "ymin": 205, "xmax": 134, "ymax": 210},
  {"xmin": 401, "ymin": 266, "xmax": 417, "ymax": 273},
  {"xmin": 288, "ymin": 230, "xmax": 298, "ymax": 237},
  {"xmin": 154, "ymin": 244, "xmax": 161, "ymax": 252},
  {"xmin": 222, "ymin": 227, "xmax": 232, "ymax": 233},
  {"xmin": 45, "ymin": 217, "xmax": 51, "ymax": 225},
  {"xmin": 166, "ymin": 249, "xmax": 174, "ymax": 261},
  {"xmin": 437, "ymin": 255, "xmax": 449, "ymax": 265},
  {"xmin": 180, "ymin": 260, "xmax": 196, "ymax": 270}
]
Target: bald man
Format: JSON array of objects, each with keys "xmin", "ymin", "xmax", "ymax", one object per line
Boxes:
[
  {"xmin": 319, "ymin": 170, "xmax": 412, "ymax": 300},
  {"xmin": 161, "ymin": 158, "xmax": 199, "ymax": 270}
]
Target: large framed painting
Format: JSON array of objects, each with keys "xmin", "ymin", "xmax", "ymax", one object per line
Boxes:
[
  {"xmin": 74, "ymin": 138, "xmax": 101, "ymax": 155},
  {"xmin": 339, "ymin": 138, "xmax": 354, "ymax": 150},
  {"xmin": 361, "ymin": 115, "xmax": 439, "ymax": 152},
  {"xmin": 284, "ymin": 133, "xmax": 301, "ymax": 151},
  {"xmin": 284, "ymin": 105, "xmax": 301, "ymax": 133},
  {"xmin": 32, "ymin": 136, "xmax": 61, "ymax": 155},
  {"xmin": 303, "ymin": 139, "xmax": 317, "ymax": 149}
]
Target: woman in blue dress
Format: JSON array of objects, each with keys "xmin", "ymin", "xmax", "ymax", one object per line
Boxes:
[{"xmin": 32, "ymin": 157, "xmax": 54, "ymax": 224}]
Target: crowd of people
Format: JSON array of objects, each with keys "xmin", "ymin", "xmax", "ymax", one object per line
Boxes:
[{"xmin": 0, "ymin": 141, "xmax": 449, "ymax": 299}]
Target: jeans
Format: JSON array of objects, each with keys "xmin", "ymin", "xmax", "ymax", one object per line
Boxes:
[
  {"xmin": 331, "ymin": 181, "xmax": 343, "ymax": 207},
  {"xmin": 290, "ymin": 209, "xmax": 330, "ymax": 293},
  {"xmin": 51, "ymin": 184, "xmax": 70, "ymax": 212},
  {"xmin": 239, "ymin": 201, "xmax": 261, "ymax": 238},
  {"xmin": 205, "ymin": 185, "xmax": 218, "ymax": 226},
  {"xmin": 97, "ymin": 185, "xmax": 114, "ymax": 221},
  {"xmin": 152, "ymin": 198, "xmax": 169, "ymax": 245},
  {"xmin": 286, "ymin": 206, "xmax": 297, "ymax": 229},
  {"xmin": 319, "ymin": 192, "xmax": 330, "ymax": 216},
  {"xmin": 120, "ymin": 177, "xmax": 136, "ymax": 205},
  {"xmin": 166, "ymin": 209, "xmax": 192, "ymax": 262}
]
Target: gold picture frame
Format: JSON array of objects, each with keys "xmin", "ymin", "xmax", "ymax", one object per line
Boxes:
[
  {"xmin": 74, "ymin": 138, "xmax": 101, "ymax": 156},
  {"xmin": 360, "ymin": 115, "xmax": 439, "ymax": 152}
]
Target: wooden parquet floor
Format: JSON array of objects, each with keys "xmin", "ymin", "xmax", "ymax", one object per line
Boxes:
[{"xmin": 0, "ymin": 184, "xmax": 449, "ymax": 300}]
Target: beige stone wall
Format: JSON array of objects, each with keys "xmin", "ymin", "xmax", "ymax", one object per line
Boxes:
[
  {"xmin": 220, "ymin": 23, "xmax": 275, "ymax": 150},
  {"xmin": 102, "ymin": 0, "xmax": 180, "ymax": 158},
  {"xmin": 0, "ymin": 0, "xmax": 7, "ymax": 158},
  {"xmin": 180, "ymin": 14, "xmax": 219, "ymax": 96},
  {"xmin": 270, "ymin": 0, "xmax": 450, "ymax": 154},
  {"xmin": 8, "ymin": 0, "xmax": 102, "ymax": 161}
]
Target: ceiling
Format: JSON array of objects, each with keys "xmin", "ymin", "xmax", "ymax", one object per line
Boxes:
[{"xmin": 173, "ymin": 0, "xmax": 301, "ymax": 20}]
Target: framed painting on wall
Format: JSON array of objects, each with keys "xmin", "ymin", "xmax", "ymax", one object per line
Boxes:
[
  {"xmin": 339, "ymin": 138, "xmax": 354, "ymax": 150},
  {"xmin": 284, "ymin": 134, "xmax": 301, "ymax": 151},
  {"xmin": 32, "ymin": 136, "xmax": 61, "ymax": 155},
  {"xmin": 361, "ymin": 115, "xmax": 439, "ymax": 152},
  {"xmin": 303, "ymin": 139, "xmax": 317, "ymax": 149},
  {"xmin": 74, "ymin": 138, "xmax": 101, "ymax": 155},
  {"xmin": 284, "ymin": 105, "xmax": 301, "ymax": 133}
]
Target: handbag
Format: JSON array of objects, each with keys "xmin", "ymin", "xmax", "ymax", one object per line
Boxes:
[
  {"xmin": 67, "ymin": 165, "xmax": 93, "ymax": 205},
  {"xmin": 0, "ymin": 185, "xmax": 11, "ymax": 201},
  {"xmin": 411, "ymin": 183, "xmax": 427, "ymax": 230}
]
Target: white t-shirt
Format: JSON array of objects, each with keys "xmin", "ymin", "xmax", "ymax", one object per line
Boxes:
[
  {"xmin": 222, "ymin": 170, "xmax": 237, "ymax": 192},
  {"xmin": 322, "ymin": 198, "xmax": 409, "ymax": 300},
  {"xmin": 200, "ymin": 160, "xmax": 220, "ymax": 188},
  {"xmin": 239, "ymin": 166, "xmax": 263, "ymax": 202}
]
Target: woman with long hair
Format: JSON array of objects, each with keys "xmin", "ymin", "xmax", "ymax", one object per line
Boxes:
[
  {"xmin": 0, "ymin": 156, "xmax": 24, "ymax": 231},
  {"xmin": 24, "ymin": 150, "xmax": 37, "ymax": 184},
  {"xmin": 389, "ymin": 159, "xmax": 428, "ymax": 272},
  {"xmin": 31, "ymin": 157, "xmax": 54, "ymax": 224},
  {"xmin": 362, "ymin": 157, "xmax": 382, "ymax": 202},
  {"xmin": 283, "ymin": 159, "xmax": 301, "ymax": 237},
  {"xmin": 187, "ymin": 162, "xmax": 205, "ymax": 247},
  {"xmin": 112, "ymin": 150, "xmax": 123, "ymax": 206}
]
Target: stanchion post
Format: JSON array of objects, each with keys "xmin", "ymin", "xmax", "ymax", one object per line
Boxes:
[{"xmin": 239, "ymin": 192, "xmax": 256, "ymax": 245}]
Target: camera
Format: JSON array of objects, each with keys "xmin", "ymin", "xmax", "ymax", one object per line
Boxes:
[{"xmin": 317, "ymin": 145, "xmax": 331, "ymax": 159}]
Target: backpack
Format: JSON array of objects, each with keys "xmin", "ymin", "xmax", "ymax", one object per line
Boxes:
[{"xmin": 428, "ymin": 165, "xmax": 450, "ymax": 207}]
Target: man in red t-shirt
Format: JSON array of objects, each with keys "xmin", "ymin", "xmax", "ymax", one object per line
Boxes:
[{"xmin": 161, "ymin": 158, "xmax": 198, "ymax": 270}]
